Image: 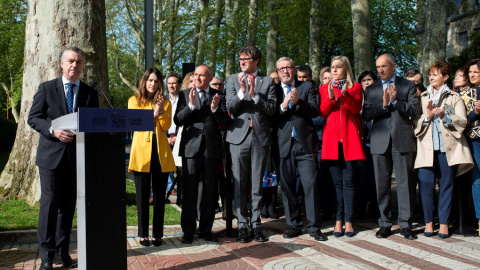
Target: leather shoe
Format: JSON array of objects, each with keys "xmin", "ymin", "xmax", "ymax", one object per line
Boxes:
[
  {"xmin": 139, "ymin": 238, "xmax": 150, "ymax": 246},
  {"xmin": 237, "ymin": 228, "xmax": 249, "ymax": 243},
  {"xmin": 310, "ymin": 230, "xmax": 328, "ymax": 241},
  {"xmin": 253, "ymin": 228, "xmax": 267, "ymax": 242},
  {"xmin": 375, "ymin": 227, "xmax": 391, "ymax": 238},
  {"xmin": 181, "ymin": 234, "xmax": 193, "ymax": 244},
  {"xmin": 152, "ymin": 238, "xmax": 163, "ymax": 246},
  {"xmin": 54, "ymin": 255, "xmax": 77, "ymax": 268},
  {"xmin": 283, "ymin": 227, "xmax": 302, "ymax": 239},
  {"xmin": 400, "ymin": 227, "xmax": 418, "ymax": 240},
  {"xmin": 198, "ymin": 232, "xmax": 217, "ymax": 242},
  {"xmin": 438, "ymin": 233, "xmax": 450, "ymax": 239},
  {"xmin": 39, "ymin": 259, "xmax": 53, "ymax": 270}
]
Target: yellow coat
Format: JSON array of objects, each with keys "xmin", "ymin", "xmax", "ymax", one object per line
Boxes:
[{"xmin": 127, "ymin": 96, "xmax": 176, "ymax": 173}]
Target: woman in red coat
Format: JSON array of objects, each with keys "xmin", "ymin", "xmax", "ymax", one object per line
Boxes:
[{"xmin": 319, "ymin": 55, "xmax": 365, "ymax": 237}]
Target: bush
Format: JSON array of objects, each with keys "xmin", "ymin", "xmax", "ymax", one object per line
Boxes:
[{"xmin": 449, "ymin": 32, "xmax": 480, "ymax": 73}]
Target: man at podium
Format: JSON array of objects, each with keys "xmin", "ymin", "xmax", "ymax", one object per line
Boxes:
[{"xmin": 28, "ymin": 46, "xmax": 99, "ymax": 270}]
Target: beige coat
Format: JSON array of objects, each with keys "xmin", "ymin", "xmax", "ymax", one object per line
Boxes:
[{"xmin": 414, "ymin": 90, "xmax": 473, "ymax": 176}]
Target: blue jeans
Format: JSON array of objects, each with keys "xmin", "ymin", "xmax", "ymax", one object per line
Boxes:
[
  {"xmin": 418, "ymin": 151, "xmax": 456, "ymax": 225},
  {"xmin": 468, "ymin": 139, "xmax": 480, "ymax": 219},
  {"xmin": 329, "ymin": 143, "xmax": 355, "ymax": 223}
]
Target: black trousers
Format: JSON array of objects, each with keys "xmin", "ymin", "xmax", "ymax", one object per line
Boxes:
[
  {"xmin": 37, "ymin": 151, "xmax": 76, "ymax": 261},
  {"xmin": 181, "ymin": 141, "xmax": 219, "ymax": 236},
  {"xmin": 134, "ymin": 136, "xmax": 169, "ymax": 238}
]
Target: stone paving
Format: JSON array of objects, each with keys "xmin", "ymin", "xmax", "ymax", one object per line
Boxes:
[{"xmin": 1, "ymin": 212, "xmax": 480, "ymax": 269}]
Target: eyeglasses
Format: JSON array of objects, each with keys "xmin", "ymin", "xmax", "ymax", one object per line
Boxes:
[
  {"xmin": 277, "ymin": 66, "xmax": 294, "ymax": 73},
  {"xmin": 210, "ymin": 83, "xmax": 223, "ymax": 86},
  {"xmin": 239, "ymin": 57, "xmax": 253, "ymax": 63}
]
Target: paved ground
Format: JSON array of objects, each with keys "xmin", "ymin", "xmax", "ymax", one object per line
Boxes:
[{"xmin": 1, "ymin": 210, "xmax": 480, "ymax": 270}]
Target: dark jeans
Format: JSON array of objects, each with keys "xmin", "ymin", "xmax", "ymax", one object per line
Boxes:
[
  {"xmin": 418, "ymin": 151, "xmax": 457, "ymax": 225},
  {"xmin": 329, "ymin": 143, "xmax": 355, "ymax": 223},
  {"xmin": 134, "ymin": 136, "xmax": 169, "ymax": 239}
]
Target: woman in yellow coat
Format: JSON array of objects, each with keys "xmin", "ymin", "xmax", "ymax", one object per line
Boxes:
[{"xmin": 128, "ymin": 68, "xmax": 176, "ymax": 246}]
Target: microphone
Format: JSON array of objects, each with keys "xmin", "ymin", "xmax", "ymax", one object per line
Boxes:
[{"xmin": 89, "ymin": 81, "xmax": 113, "ymax": 109}]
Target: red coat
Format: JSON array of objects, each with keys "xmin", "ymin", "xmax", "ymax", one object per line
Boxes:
[{"xmin": 319, "ymin": 82, "xmax": 365, "ymax": 161}]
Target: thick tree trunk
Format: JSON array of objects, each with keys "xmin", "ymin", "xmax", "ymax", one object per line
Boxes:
[
  {"xmin": 225, "ymin": 0, "xmax": 239, "ymax": 77},
  {"xmin": 207, "ymin": 0, "xmax": 224, "ymax": 74},
  {"xmin": 0, "ymin": 0, "xmax": 108, "ymax": 204},
  {"xmin": 266, "ymin": 0, "xmax": 278, "ymax": 75},
  {"xmin": 419, "ymin": 0, "xmax": 448, "ymax": 81},
  {"xmin": 309, "ymin": 0, "xmax": 322, "ymax": 85},
  {"xmin": 247, "ymin": 0, "xmax": 258, "ymax": 46},
  {"xmin": 351, "ymin": 0, "xmax": 374, "ymax": 79}
]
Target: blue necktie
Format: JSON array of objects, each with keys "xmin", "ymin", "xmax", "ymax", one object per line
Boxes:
[
  {"xmin": 286, "ymin": 85, "xmax": 298, "ymax": 140},
  {"xmin": 66, "ymin": 82, "xmax": 75, "ymax": 113}
]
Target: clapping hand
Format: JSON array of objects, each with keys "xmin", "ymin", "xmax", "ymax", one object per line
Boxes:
[
  {"xmin": 211, "ymin": 93, "xmax": 220, "ymax": 110},
  {"xmin": 388, "ymin": 84, "xmax": 397, "ymax": 102},
  {"xmin": 154, "ymin": 96, "xmax": 165, "ymax": 116},
  {"xmin": 328, "ymin": 81, "xmax": 335, "ymax": 100},
  {"xmin": 432, "ymin": 105, "xmax": 445, "ymax": 119},
  {"xmin": 247, "ymin": 75, "xmax": 256, "ymax": 98},
  {"xmin": 341, "ymin": 82, "xmax": 348, "ymax": 96},
  {"xmin": 383, "ymin": 87, "xmax": 390, "ymax": 107},
  {"xmin": 189, "ymin": 88, "xmax": 196, "ymax": 106},
  {"xmin": 238, "ymin": 72, "xmax": 246, "ymax": 94},
  {"xmin": 426, "ymin": 100, "xmax": 434, "ymax": 120},
  {"xmin": 475, "ymin": 100, "xmax": 480, "ymax": 114}
]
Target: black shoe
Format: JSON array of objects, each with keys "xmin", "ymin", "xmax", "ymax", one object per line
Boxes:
[
  {"xmin": 198, "ymin": 231, "xmax": 217, "ymax": 242},
  {"xmin": 152, "ymin": 238, "xmax": 163, "ymax": 246},
  {"xmin": 261, "ymin": 213, "xmax": 270, "ymax": 219},
  {"xmin": 181, "ymin": 234, "xmax": 193, "ymax": 244},
  {"xmin": 237, "ymin": 228, "xmax": 249, "ymax": 243},
  {"xmin": 39, "ymin": 259, "xmax": 53, "ymax": 270},
  {"xmin": 310, "ymin": 230, "xmax": 328, "ymax": 241},
  {"xmin": 252, "ymin": 228, "xmax": 267, "ymax": 242},
  {"xmin": 375, "ymin": 227, "xmax": 391, "ymax": 238},
  {"xmin": 139, "ymin": 238, "xmax": 150, "ymax": 246},
  {"xmin": 400, "ymin": 227, "xmax": 418, "ymax": 240},
  {"xmin": 283, "ymin": 227, "xmax": 302, "ymax": 238}
]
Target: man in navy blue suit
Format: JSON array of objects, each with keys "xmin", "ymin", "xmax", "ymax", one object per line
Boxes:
[{"xmin": 28, "ymin": 46, "xmax": 99, "ymax": 270}]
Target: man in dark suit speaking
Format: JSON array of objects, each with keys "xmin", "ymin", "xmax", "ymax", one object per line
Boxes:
[
  {"xmin": 225, "ymin": 45, "xmax": 276, "ymax": 243},
  {"xmin": 273, "ymin": 57, "xmax": 326, "ymax": 241},
  {"xmin": 362, "ymin": 53, "xmax": 418, "ymax": 240},
  {"xmin": 28, "ymin": 47, "xmax": 99, "ymax": 270}
]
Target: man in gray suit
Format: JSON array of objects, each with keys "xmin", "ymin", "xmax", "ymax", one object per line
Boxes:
[
  {"xmin": 362, "ymin": 53, "xmax": 418, "ymax": 240},
  {"xmin": 226, "ymin": 45, "xmax": 276, "ymax": 243}
]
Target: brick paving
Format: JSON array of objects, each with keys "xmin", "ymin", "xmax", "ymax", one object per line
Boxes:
[{"xmin": 1, "ymin": 214, "xmax": 480, "ymax": 270}]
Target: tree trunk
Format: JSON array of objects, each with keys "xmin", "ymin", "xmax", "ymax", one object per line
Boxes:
[
  {"xmin": 351, "ymin": 0, "xmax": 374, "ymax": 79},
  {"xmin": 0, "ymin": 0, "xmax": 108, "ymax": 204},
  {"xmin": 266, "ymin": 0, "xmax": 278, "ymax": 75},
  {"xmin": 196, "ymin": 0, "xmax": 210, "ymax": 65},
  {"xmin": 207, "ymin": 0, "xmax": 224, "ymax": 74},
  {"xmin": 247, "ymin": 0, "xmax": 258, "ymax": 46},
  {"xmin": 309, "ymin": 0, "xmax": 322, "ymax": 85},
  {"xmin": 166, "ymin": 0, "xmax": 176, "ymax": 74},
  {"xmin": 225, "ymin": 0, "xmax": 239, "ymax": 77},
  {"xmin": 419, "ymin": 0, "xmax": 448, "ymax": 81}
]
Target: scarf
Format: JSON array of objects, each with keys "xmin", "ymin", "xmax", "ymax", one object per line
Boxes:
[
  {"xmin": 427, "ymin": 84, "xmax": 450, "ymax": 108},
  {"xmin": 333, "ymin": 79, "xmax": 347, "ymax": 90}
]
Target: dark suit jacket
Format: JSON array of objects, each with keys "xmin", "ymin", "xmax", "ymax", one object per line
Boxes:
[
  {"xmin": 174, "ymin": 87, "xmax": 229, "ymax": 158},
  {"xmin": 362, "ymin": 76, "xmax": 418, "ymax": 154},
  {"xmin": 274, "ymin": 80, "xmax": 320, "ymax": 158},
  {"xmin": 28, "ymin": 77, "xmax": 99, "ymax": 170},
  {"xmin": 225, "ymin": 73, "xmax": 276, "ymax": 146}
]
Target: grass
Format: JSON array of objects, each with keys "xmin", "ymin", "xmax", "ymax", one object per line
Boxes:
[{"xmin": 0, "ymin": 179, "xmax": 181, "ymax": 231}]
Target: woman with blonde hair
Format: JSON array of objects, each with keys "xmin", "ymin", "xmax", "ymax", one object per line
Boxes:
[
  {"xmin": 319, "ymin": 55, "xmax": 365, "ymax": 237},
  {"xmin": 182, "ymin": 71, "xmax": 195, "ymax": 90},
  {"xmin": 128, "ymin": 68, "xmax": 176, "ymax": 246}
]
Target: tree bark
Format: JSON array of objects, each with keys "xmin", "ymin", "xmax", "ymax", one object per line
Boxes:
[
  {"xmin": 207, "ymin": 0, "xmax": 224, "ymax": 74},
  {"xmin": 351, "ymin": 0, "xmax": 374, "ymax": 79},
  {"xmin": 225, "ymin": 0, "xmax": 239, "ymax": 77},
  {"xmin": 419, "ymin": 0, "xmax": 448, "ymax": 80},
  {"xmin": 196, "ymin": 0, "xmax": 210, "ymax": 65},
  {"xmin": 166, "ymin": 0, "xmax": 177, "ymax": 74},
  {"xmin": 0, "ymin": 0, "xmax": 108, "ymax": 204},
  {"xmin": 309, "ymin": 0, "xmax": 322, "ymax": 85},
  {"xmin": 247, "ymin": 0, "xmax": 258, "ymax": 46},
  {"xmin": 266, "ymin": 0, "xmax": 278, "ymax": 75}
]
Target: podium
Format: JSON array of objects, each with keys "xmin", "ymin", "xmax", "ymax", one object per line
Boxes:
[{"xmin": 53, "ymin": 108, "xmax": 153, "ymax": 270}]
